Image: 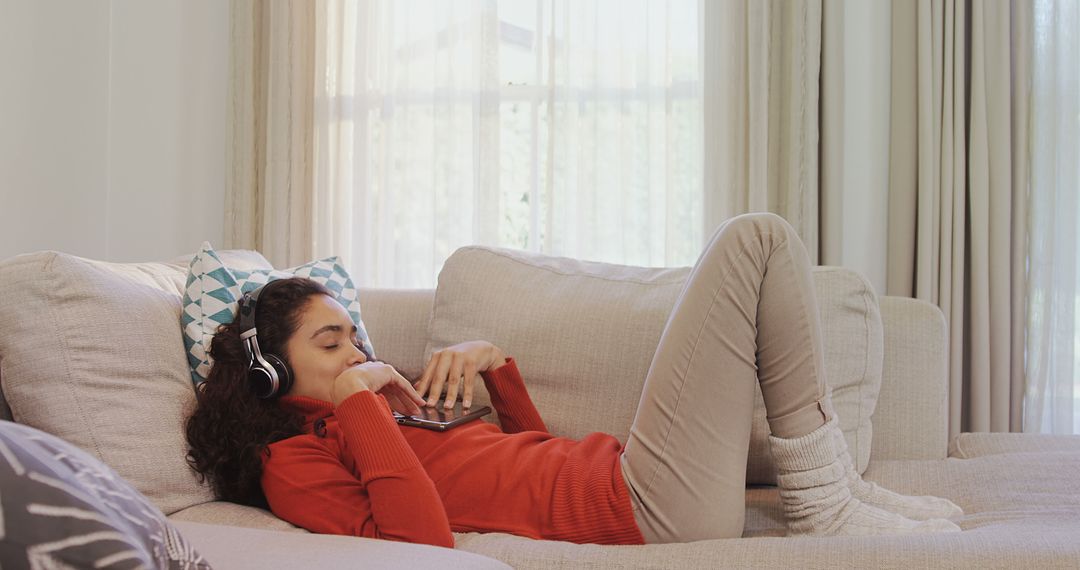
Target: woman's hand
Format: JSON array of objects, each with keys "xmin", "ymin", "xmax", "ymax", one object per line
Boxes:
[
  {"xmin": 331, "ymin": 361, "xmax": 425, "ymax": 416},
  {"xmin": 413, "ymin": 341, "xmax": 507, "ymax": 409}
]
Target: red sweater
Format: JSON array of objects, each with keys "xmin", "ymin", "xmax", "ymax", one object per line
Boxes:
[{"xmin": 260, "ymin": 357, "xmax": 645, "ymax": 547}]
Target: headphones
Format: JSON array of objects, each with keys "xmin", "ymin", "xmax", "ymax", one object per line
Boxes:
[{"xmin": 237, "ymin": 280, "xmax": 293, "ymax": 399}]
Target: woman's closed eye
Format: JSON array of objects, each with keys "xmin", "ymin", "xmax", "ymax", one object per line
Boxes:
[{"xmin": 324, "ymin": 338, "xmax": 363, "ymax": 351}]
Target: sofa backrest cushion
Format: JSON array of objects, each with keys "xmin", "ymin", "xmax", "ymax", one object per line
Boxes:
[
  {"xmin": 0, "ymin": 249, "xmax": 270, "ymax": 515},
  {"xmin": 424, "ymin": 246, "xmax": 883, "ymax": 484}
]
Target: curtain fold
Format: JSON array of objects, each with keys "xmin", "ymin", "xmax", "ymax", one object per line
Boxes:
[
  {"xmin": 887, "ymin": 0, "xmax": 1031, "ymax": 438},
  {"xmin": 225, "ymin": 0, "xmax": 318, "ymax": 268},
  {"xmin": 701, "ymin": 0, "xmax": 822, "ymax": 263}
]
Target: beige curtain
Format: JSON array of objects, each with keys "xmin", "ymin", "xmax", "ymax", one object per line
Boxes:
[
  {"xmin": 701, "ymin": 0, "xmax": 822, "ymax": 263},
  {"xmin": 887, "ymin": 0, "xmax": 1031, "ymax": 439},
  {"xmin": 225, "ymin": 0, "xmax": 318, "ymax": 268}
]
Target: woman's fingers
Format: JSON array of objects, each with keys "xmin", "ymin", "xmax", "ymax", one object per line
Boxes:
[
  {"xmin": 383, "ymin": 390, "xmax": 410, "ymax": 416},
  {"xmin": 462, "ymin": 360, "xmax": 477, "ymax": 408},
  {"xmin": 386, "ymin": 378, "xmax": 423, "ymax": 416},
  {"xmin": 427, "ymin": 352, "xmax": 454, "ymax": 407},
  {"xmin": 414, "ymin": 354, "xmax": 439, "ymax": 398},
  {"xmin": 414, "ymin": 347, "xmax": 485, "ymax": 408},
  {"xmin": 394, "ymin": 388, "xmax": 422, "ymax": 416},
  {"xmin": 394, "ymin": 370, "xmax": 426, "ymax": 406},
  {"xmin": 443, "ymin": 354, "xmax": 464, "ymax": 409}
]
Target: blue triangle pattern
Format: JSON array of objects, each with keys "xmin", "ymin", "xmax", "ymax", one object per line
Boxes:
[
  {"xmin": 206, "ymin": 287, "xmax": 235, "ymax": 305},
  {"xmin": 207, "ymin": 267, "xmax": 236, "ymax": 288},
  {"xmin": 209, "ymin": 307, "xmax": 235, "ymax": 324}
]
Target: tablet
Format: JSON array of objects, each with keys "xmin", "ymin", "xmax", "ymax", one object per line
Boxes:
[{"xmin": 392, "ymin": 400, "xmax": 492, "ymax": 431}]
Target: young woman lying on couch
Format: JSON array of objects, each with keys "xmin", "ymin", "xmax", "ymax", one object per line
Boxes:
[{"xmin": 184, "ymin": 213, "xmax": 963, "ymax": 546}]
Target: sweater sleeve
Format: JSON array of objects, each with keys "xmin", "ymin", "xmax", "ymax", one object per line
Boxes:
[
  {"xmin": 260, "ymin": 390, "xmax": 453, "ymax": 548},
  {"xmin": 481, "ymin": 356, "xmax": 549, "ymax": 434}
]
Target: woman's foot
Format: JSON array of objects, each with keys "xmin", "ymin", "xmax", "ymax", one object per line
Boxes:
[
  {"xmin": 830, "ymin": 426, "xmax": 964, "ymax": 521},
  {"xmin": 768, "ymin": 416, "xmax": 962, "ymax": 537}
]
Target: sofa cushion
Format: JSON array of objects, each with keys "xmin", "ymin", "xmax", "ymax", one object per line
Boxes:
[
  {"xmin": 0, "ymin": 420, "xmax": 211, "ymax": 569},
  {"xmin": 181, "ymin": 242, "xmax": 374, "ymax": 387},
  {"xmin": 447, "ymin": 449, "xmax": 1080, "ymax": 568},
  {"xmin": 424, "ymin": 246, "xmax": 883, "ymax": 484},
  {"xmin": 170, "ymin": 520, "xmax": 512, "ymax": 569},
  {"xmin": 170, "ymin": 501, "xmax": 310, "ymax": 534},
  {"xmin": 0, "ymin": 249, "xmax": 268, "ymax": 516}
]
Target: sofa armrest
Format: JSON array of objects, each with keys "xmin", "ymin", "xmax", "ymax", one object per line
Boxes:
[{"xmin": 870, "ymin": 296, "xmax": 949, "ymax": 461}]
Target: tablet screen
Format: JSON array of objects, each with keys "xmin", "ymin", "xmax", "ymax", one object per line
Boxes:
[
  {"xmin": 410, "ymin": 401, "xmax": 475, "ymax": 422},
  {"xmin": 392, "ymin": 400, "xmax": 491, "ymax": 429}
]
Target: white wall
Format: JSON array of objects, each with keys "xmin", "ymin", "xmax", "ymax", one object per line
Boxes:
[{"xmin": 0, "ymin": 0, "xmax": 228, "ymax": 263}]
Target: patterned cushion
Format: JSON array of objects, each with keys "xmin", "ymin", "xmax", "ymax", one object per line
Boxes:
[
  {"xmin": 181, "ymin": 242, "xmax": 374, "ymax": 388},
  {"xmin": 0, "ymin": 420, "xmax": 212, "ymax": 569}
]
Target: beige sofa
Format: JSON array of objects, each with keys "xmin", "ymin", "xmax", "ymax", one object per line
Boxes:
[{"xmin": 0, "ymin": 247, "xmax": 1078, "ymax": 569}]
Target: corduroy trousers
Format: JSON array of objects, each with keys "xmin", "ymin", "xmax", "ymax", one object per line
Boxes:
[{"xmin": 619, "ymin": 212, "xmax": 836, "ymax": 544}]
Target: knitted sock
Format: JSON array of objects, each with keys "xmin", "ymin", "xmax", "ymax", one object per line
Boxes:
[
  {"xmin": 769, "ymin": 415, "xmax": 962, "ymax": 537},
  {"xmin": 830, "ymin": 426, "xmax": 964, "ymax": 521}
]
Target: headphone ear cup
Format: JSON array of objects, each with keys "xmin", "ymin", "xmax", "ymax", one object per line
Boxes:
[
  {"xmin": 262, "ymin": 353, "xmax": 293, "ymax": 396},
  {"xmin": 248, "ymin": 366, "xmax": 277, "ymax": 399}
]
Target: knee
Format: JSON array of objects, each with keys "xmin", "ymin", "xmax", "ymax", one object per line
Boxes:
[
  {"xmin": 707, "ymin": 212, "xmax": 794, "ymax": 251},
  {"xmin": 730, "ymin": 212, "xmax": 793, "ymax": 235}
]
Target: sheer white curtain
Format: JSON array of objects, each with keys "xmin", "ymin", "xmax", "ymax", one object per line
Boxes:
[
  {"xmin": 313, "ymin": 0, "xmax": 703, "ymax": 288},
  {"xmin": 1025, "ymin": 0, "xmax": 1080, "ymax": 435}
]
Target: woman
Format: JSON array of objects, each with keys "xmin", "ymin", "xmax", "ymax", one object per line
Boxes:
[{"xmin": 185, "ymin": 213, "xmax": 964, "ymax": 546}]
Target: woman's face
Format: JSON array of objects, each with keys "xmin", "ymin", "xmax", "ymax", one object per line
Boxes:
[{"xmin": 283, "ymin": 294, "xmax": 368, "ymax": 402}]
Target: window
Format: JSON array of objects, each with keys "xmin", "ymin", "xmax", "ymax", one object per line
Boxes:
[{"xmin": 341, "ymin": 0, "xmax": 702, "ymax": 288}]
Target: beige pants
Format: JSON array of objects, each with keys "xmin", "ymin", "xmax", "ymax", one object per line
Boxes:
[{"xmin": 620, "ymin": 212, "xmax": 835, "ymax": 544}]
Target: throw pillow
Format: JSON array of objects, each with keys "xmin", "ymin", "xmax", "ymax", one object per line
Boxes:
[
  {"xmin": 424, "ymin": 246, "xmax": 884, "ymax": 484},
  {"xmin": 0, "ymin": 420, "xmax": 212, "ymax": 569},
  {"xmin": 181, "ymin": 242, "xmax": 374, "ymax": 388}
]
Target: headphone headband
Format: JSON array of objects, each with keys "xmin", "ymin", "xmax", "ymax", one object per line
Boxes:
[{"xmin": 237, "ymin": 280, "xmax": 271, "ymax": 340}]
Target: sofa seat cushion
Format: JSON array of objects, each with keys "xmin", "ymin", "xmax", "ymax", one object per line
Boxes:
[
  {"xmin": 424, "ymin": 246, "xmax": 883, "ymax": 484},
  {"xmin": 170, "ymin": 520, "xmax": 511, "ymax": 569},
  {"xmin": 167, "ymin": 449, "xmax": 1080, "ymax": 568},
  {"xmin": 169, "ymin": 501, "xmax": 310, "ymax": 534},
  {"xmin": 448, "ymin": 450, "xmax": 1080, "ymax": 569},
  {"xmin": 862, "ymin": 452, "xmax": 1080, "ymax": 531}
]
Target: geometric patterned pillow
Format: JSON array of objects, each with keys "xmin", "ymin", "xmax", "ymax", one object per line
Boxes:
[
  {"xmin": 180, "ymin": 242, "xmax": 374, "ymax": 389},
  {"xmin": 0, "ymin": 420, "xmax": 212, "ymax": 569}
]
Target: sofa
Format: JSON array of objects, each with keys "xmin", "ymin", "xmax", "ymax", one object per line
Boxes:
[{"xmin": 0, "ymin": 245, "xmax": 1078, "ymax": 569}]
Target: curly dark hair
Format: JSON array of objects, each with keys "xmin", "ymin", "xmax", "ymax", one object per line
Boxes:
[{"xmin": 184, "ymin": 277, "xmax": 333, "ymax": 509}]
